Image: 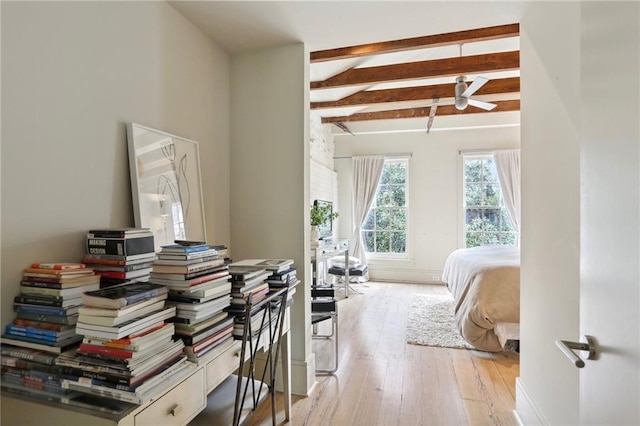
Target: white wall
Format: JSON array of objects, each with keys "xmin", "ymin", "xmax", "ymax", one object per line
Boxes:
[
  {"xmin": 229, "ymin": 44, "xmax": 313, "ymax": 395},
  {"xmin": 1, "ymin": 2, "xmax": 231, "ymax": 326},
  {"xmin": 517, "ymin": 2, "xmax": 581, "ymax": 424},
  {"xmin": 333, "ymin": 126, "xmax": 520, "ymax": 283}
]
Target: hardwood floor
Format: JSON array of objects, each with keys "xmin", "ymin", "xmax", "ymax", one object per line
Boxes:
[{"xmin": 246, "ymin": 282, "xmax": 519, "ymax": 426}]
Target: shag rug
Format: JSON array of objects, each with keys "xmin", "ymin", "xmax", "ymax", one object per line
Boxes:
[{"xmin": 406, "ymin": 293, "xmax": 474, "ymax": 349}]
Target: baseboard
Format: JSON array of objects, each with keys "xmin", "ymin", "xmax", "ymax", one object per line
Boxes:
[
  {"xmin": 515, "ymin": 377, "xmax": 548, "ymax": 425},
  {"xmin": 290, "ymin": 353, "xmax": 316, "ymax": 396},
  {"xmin": 368, "ymin": 268, "xmax": 444, "ymax": 284}
]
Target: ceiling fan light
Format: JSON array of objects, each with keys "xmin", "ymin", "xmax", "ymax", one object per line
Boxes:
[{"xmin": 455, "ymin": 97, "xmax": 468, "ymax": 110}]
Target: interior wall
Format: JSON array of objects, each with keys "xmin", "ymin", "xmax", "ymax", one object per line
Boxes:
[
  {"xmin": 229, "ymin": 44, "xmax": 313, "ymax": 395},
  {"xmin": 0, "ymin": 1, "xmax": 231, "ymax": 327},
  {"xmin": 333, "ymin": 126, "xmax": 520, "ymax": 283},
  {"xmin": 517, "ymin": 2, "xmax": 580, "ymax": 424}
]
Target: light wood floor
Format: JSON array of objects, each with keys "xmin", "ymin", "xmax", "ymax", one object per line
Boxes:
[{"xmin": 246, "ymin": 281, "xmax": 519, "ymax": 426}]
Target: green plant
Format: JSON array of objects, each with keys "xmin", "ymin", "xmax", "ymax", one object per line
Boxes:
[{"xmin": 310, "ymin": 203, "xmax": 339, "ymax": 226}]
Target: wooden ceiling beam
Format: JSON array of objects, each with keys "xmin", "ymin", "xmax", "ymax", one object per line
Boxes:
[
  {"xmin": 321, "ymin": 100, "xmax": 520, "ymax": 123},
  {"xmin": 311, "ymin": 51, "xmax": 519, "ymax": 90},
  {"xmin": 311, "ymin": 77, "xmax": 520, "ymax": 109},
  {"xmin": 310, "ymin": 23, "xmax": 519, "ymax": 63}
]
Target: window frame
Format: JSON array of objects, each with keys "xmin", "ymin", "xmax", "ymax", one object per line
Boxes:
[
  {"xmin": 362, "ymin": 157, "xmax": 410, "ymax": 259},
  {"xmin": 460, "ymin": 153, "xmax": 517, "ymax": 248}
]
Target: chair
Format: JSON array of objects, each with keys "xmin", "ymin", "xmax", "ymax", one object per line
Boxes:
[{"xmin": 311, "ymin": 284, "xmax": 338, "ymax": 374}]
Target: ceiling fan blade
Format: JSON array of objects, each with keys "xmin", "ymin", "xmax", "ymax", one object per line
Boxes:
[
  {"xmin": 461, "ymin": 76, "xmax": 489, "ymax": 98},
  {"xmin": 467, "ymin": 98, "xmax": 497, "ymax": 111},
  {"xmin": 426, "ymin": 97, "xmax": 439, "ymax": 134}
]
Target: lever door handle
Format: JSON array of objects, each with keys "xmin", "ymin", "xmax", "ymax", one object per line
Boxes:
[{"xmin": 555, "ymin": 335, "xmax": 597, "ymax": 368}]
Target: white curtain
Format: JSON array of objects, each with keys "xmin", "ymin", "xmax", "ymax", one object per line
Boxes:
[
  {"xmin": 351, "ymin": 156, "xmax": 385, "ymax": 280},
  {"xmin": 494, "ymin": 149, "xmax": 521, "ymax": 245}
]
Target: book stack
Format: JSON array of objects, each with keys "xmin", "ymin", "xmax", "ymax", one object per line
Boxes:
[
  {"xmin": 227, "ymin": 259, "xmax": 296, "ymax": 339},
  {"xmin": 59, "ymin": 281, "xmax": 188, "ymax": 404},
  {"xmin": 150, "ymin": 241, "xmax": 235, "ymax": 361},
  {"xmin": 1, "ymin": 262, "xmax": 101, "ymax": 354},
  {"xmin": 82, "ymin": 228, "xmax": 156, "ymax": 287},
  {"xmin": 0, "ymin": 345, "xmax": 135, "ymax": 415}
]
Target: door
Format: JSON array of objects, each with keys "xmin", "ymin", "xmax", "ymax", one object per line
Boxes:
[{"xmin": 578, "ymin": 2, "xmax": 640, "ymax": 423}]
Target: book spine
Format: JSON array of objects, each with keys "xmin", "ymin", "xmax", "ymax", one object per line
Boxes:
[
  {"xmin": 56, "ymin": 366, "xmax": 131, "ymax": 386},
  {"xmin": 12, "ymin": 319, "xmax": 70, "ymax": 331},
  {"xmin": 0, "ymin": 346, "xmax": 58, "ymax": 365},
  {"xmin": 20, "ymin": 279, "xmax": 63, "ymax": 287},
  {"xmin": 62, "ymin": 374, "xmax": 137, "ymax": 392},
  {"xmin": 78, "ymin": 343, "xmax": 133, "ymax": 359},
  {"xmin": 94, "ymin": 269, "xmax": 149, "ymax": 280},
  {"xmin": 86, "ymin": 236, "xmax": 154, "ymax": 256},
  {"xmin": 4, "ymin": 330, "xmax": 61, "ymax": 342},
  {"xmin": 62, "ymin": 380, "xmax": 142, "ymax": 404},
  {"xmin": 4, "ymin": 325, "xmax": 67, "ymax": 339},
  {"xmin": 13, "ymin": 295, "xmax": 65, "ymax": 307},
  {"xmin": 14, "ymin": 305, "xmax": 70, "ymax": 316},
  {"xmin": 16, "ymin": 312, "xmax": 77, "ymax": 325},
  {"xmin": 30, "ymin": 263, "xmax": 85, "ymax": 270},
  {"xmin": 19, "ymin": 286, "xmax": 65, "ymax": 297}
]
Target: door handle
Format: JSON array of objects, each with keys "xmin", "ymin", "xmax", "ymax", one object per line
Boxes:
[{"xmin": 555, "ymin": 335, "xmax": 597, "ymax": 368}]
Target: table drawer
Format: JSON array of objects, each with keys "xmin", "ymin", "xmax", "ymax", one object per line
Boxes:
[
  {"xmin": 135, "ymin": 367, "xmax": 205, "ymax": 426},
  {"xmin": 205, "ymin": 341, "xmax": 241, "ymax": 393}
]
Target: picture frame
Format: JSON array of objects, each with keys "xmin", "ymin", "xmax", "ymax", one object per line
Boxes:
[{"xmin": 126, "ymin": 123, "xmax": 207, "ymax": 252}]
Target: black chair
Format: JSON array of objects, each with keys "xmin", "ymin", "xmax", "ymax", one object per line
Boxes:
[{"xmin": 311, "ymin": 285, "xmax": 338, "ymax": 374}]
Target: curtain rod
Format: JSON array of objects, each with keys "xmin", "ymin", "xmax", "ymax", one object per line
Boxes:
[
  {"xmin": 333, "ymin": 152, "xmax": 413, "ymax": 160},
  {"xmin": 458, "ymin": 148, "xmax": 520, "ymax": 155}
]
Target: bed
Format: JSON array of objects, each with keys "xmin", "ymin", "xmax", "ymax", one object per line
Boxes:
[{"xmin": 442, "ymin": 245, "xmax": 520, "ymax": 352}]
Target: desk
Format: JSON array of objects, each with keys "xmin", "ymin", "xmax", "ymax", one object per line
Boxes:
[{"xmin": 311, "ymin": 239, "xmax": 350, "ymax": 297}]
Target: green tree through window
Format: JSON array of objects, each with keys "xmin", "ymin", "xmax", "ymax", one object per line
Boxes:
[
  {"xmin": 363, "ymin": 159, "xmax": 408, "ymax": 254},
  {"xmin": 464, "ymin": 156, "xmax": 516, "ymax": 247}
]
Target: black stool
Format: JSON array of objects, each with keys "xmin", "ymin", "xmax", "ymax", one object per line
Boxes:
[{"xmin": 327, "ymin": 264, "xmax": 369, "ymax": 297}]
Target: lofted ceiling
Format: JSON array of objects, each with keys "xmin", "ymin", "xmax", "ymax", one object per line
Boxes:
[
  {"xmin": 310, "ymin": 23, "xmax": 520, "ymax": 136},
  {"xmin": 169, "ymin": 1, "xmax": 525, "ymax": 136}
]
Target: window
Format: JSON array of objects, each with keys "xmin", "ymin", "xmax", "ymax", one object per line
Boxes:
[
  {"xmin": 463, "ymin": 155, "xmax": 516, "ymax": 247},
  {"xmin": 362, "ymin": 158, "xmax": 408, "ymax": 255}
]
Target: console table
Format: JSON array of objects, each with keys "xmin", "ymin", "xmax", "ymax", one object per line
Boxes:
[
  {"xmin": 0, "ymin": 284, "xmax": 296, "ymax": 426},
  {"xmin": 311, "ymin": 239, "xmax": 350, "ymax": 297}
]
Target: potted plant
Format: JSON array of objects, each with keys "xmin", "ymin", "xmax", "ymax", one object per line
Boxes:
[{"xmin": 310, "ymin": 202, "xmax": 339, "ymax": 241}]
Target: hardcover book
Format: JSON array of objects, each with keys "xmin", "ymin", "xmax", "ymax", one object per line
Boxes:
[
  {"xmin": 78, "ymin": 294, "xmax": 167, "ymax": 318},
  {"xmin": 86, "ymin": 235, "xmax": 155, "ymax": 257},
  {"xmin": 151, "ymin": 258, "xmax": 225, "ymax": 274},
  {"xmin": 78, "ymin": 300, "xmax": 167, "ymax": 327},
  {"xmin": 30, "ymin": 262, "xmax": 86, "ymax": 270},
  {"xmin": 81, "ymin": 282, "xmax": 168, "ymax": 309},
  {"xmin": 20, "ymin": 274, "xmax": 101, "ymax": 288},
  {"xmin": 160, "ymin": 243, "xmax": 211, "ymax": 253}
]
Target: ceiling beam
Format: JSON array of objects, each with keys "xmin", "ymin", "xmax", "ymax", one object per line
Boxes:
[
  {"xmin": 321, "ymin": 100, "xmax": 520, "ymax": 123},
  {"xmin": 311, "ymin": 77, "xmax": 520, "ymax": 109},
  {"xmin": 310, "ymin": 23, "xmax": 519, "ymax": 63},
  {"xmin": 311, "ymin": 51, "xmax": 519, "ymax": 90}
]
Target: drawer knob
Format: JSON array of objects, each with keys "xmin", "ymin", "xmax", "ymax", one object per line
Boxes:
[{"xmin": 170, "ymin": 404, "xmax": 183, "ymax": 416}]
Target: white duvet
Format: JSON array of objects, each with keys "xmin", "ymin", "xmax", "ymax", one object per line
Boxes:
[{"xmin": 442, "ymin": 246, "xmax": 520, "ymax": 352}]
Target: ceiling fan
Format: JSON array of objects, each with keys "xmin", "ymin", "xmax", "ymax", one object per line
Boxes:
[
  {"xmin": 426, "ymin": 75, "xmax": 497, "ymax": 133},
  {"xmin": 454, "ymin": 75, "xmax": 497, "ymax": 111}
]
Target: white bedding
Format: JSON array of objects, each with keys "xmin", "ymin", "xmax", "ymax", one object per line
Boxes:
[{"xmin": 442, "ymin": 245, "xmax": 520, "ymax": 352}]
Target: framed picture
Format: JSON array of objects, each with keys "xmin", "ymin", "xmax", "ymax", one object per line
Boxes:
[{"xmin": 126, "ymin": 123, "xmax": 207, "ymax": 252}]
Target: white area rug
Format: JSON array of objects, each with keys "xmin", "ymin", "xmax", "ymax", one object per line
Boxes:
[{"xmin": 406, "ymin": 293, "xmax": 474, "ymax": 349}]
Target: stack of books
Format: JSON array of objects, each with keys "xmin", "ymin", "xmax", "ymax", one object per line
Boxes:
[
  {"xmin": 150, "ymin": 241, "xmax": 235, "ymax": 361},
  {"xmin": 227, "ymin": 259, "xmax": 295, "ymax": 339},
  {"xmin": 1, "ymin": 262, "xmax": 101, "ymax": 353},
  {"xmin": 82, "ymin": 228, "xmax": 156, "ymax": 287},
  {"xmin": 60, "ymin": 281, "xmax": 188, "ymax": 404},
  {"xmin": 0, "ymin": 346, "xmax": 134, "ymax": 415}
]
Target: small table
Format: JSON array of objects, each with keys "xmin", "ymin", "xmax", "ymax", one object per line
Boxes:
[{"xmin": 311, "ymin": 239, "xmax": 350, "ymax": 297}]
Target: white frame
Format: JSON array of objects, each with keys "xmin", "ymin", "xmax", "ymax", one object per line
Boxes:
[{"xmin": 126, "ymin": 123, "xmax": 207, "ymax": 252}]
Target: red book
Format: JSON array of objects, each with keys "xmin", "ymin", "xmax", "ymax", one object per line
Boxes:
[{"xmin": 30, "ymin": 262, "xmax": 86, "ymax": 270}]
